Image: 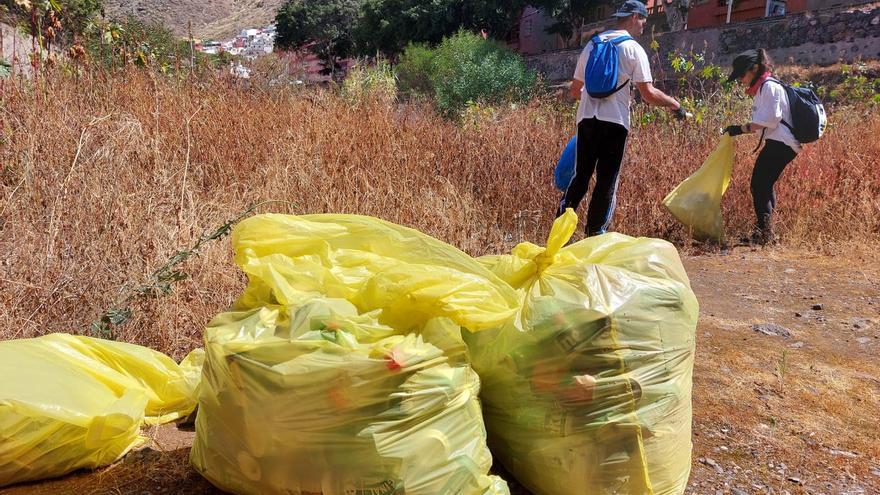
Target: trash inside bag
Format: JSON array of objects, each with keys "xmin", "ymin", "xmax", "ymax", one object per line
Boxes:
[
  {"xmin": 554, "ymin": 135, "xmax": 577, "ymax": 191},
  {"xmin": 465, "ymin": 210, "xmax": 699, "ymax": 495},
  {"xmin": 0, "ymin": 333, "xmax": 203, "ymax": 487},
  {"xmin": 662, "ymin": 135, "xmax": 735, "ymax": 241},
  {"xmin": 191, "ymin": 213, "xmax": 516, "ymax": 495}
]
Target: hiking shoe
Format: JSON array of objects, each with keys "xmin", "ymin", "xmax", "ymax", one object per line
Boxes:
[{"xmin": 739, "ymin": 229, "xmax": 777, "ymax": 246}]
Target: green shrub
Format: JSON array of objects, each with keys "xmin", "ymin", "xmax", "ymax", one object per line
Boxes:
[
  {"xmin": 429, "ymin": 30, "xmax": 537, "ymax": 116},
  {"xmin": 341, "ymin": 57, "xmax": 397, "ymax": 103},
  {"xmin": 395, "ymin": 43, "xmax": 435, "ymax": 96}
]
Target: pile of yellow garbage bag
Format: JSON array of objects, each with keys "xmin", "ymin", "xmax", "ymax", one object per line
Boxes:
[
  {"xmin": 465, "ymin": 210, "xmax": 699, "ymax": 495},
  {"xmin": 663, "ymin": 135, "xmax": 735, "ymax": 241},
  {"xmin": 190, "ymin": 214, "xmax": 518, "ymax": 495},
  {"xmin": 0, "ymin": 334, "xmax": 202, "ymax": 487},
  {"xmin": 1, "ymin": 211, "xmax": 699, "ymax": 495}
]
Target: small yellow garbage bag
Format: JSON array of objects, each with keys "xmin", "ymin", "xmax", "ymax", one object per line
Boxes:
[
  {"xmin": 0, "ymin": 333, "xmax": 203, "ymax": 487},
  {"xmin": 662, "ymin": 135, "xmax": 735, "ymax": 241},
  {"xmin": 191, "ymin": 213, "xmax": 517, "ymax": 495},
  {"xmin": 466, "ymin": 210, "xmax": 699, "ymax": 495}
]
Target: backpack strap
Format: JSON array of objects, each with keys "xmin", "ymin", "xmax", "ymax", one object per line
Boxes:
[
  {"xmin": 754, "ymin": 77, "xmax": 796, "ymax": 150},
  {"xmin": 610, "ymin": 36, "xmax": 633, "ymax": 94}
]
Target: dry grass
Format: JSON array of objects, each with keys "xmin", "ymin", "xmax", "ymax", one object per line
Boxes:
[{"xmin": 1, "ymin": 68, "xmax": 878, "ymax": 358}]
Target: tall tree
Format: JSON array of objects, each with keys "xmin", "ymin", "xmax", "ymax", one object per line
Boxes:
[
  {"xmin": 274, "ymin": 0, "xmax": 361, "ymax": 75},
  {"xmin": 353, "ymin": 0, "xmax": 529, "ymax": 57},
  {"xmin": 531, "ymin": 0, "xmax": 603, "ymax": 49}
]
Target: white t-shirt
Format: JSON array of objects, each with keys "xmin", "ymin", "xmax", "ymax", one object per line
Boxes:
[
  {"xmin": 752, "ymin": 79, "xmax": 801, "ymax": 153},
  {"xmin": 573, "ymin": 30, "xmax": 653, "ymax": 131}
]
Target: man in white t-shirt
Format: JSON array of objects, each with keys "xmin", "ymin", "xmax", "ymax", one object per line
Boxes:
[{"xmin": 558, "ymin": 0, "xmax": 686, "ymax": 236}]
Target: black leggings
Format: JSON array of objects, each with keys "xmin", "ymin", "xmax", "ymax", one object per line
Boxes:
[
  {"xmin": 556, "ymin": 117, "xmax": 629, "ymax": 235},
  {"xmin": 751, "ymin": 139, "xmax": 797, "ymax": 231}
]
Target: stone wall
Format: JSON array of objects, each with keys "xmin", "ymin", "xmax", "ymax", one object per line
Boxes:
[{"xmin": 526, "ymin": 2, "xmax": 880, "ymax": 82}]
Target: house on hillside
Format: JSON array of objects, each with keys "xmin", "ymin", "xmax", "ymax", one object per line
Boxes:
[{"xmin": 279, "ymin": 43, "xmax": 355, "ymax": 82}]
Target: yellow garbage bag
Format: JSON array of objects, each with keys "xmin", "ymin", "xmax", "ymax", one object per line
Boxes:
[
  {"xmin": 662, "ymin": 135, "xmax": 734, "ymax": 241},
  {"xmin": 465, "ymin": 210, "xmax": 699, "ymax": 495},
  {"xmin": 191, "ymin": 213, "xmax": 517, "ymax": 495},
  {"xmin": 0, "ymin": 333, "xmax": 203, "ymax": 487}
]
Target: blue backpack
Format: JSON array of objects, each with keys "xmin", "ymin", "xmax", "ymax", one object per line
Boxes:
[
  {"xmin": 584, "ymin": 34, "xmax": 633, "ymax": 98},
  {"xmin": 554, "ymin": 136, "xmax": 577, "ymax": 190}
]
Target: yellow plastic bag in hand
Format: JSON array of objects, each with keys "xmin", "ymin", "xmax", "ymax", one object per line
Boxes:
[
  {"xmin": 0, "ymin": 333, "xmax": 203, "ymax": 487},
  {"xmin": 191, "ymin": 214, "xmax": 517, "ymax": 495},
  {"xmin": 662, "ymin": 135, "xmax": 735, "ymax": 241},
  {"xmin": 466, "ymin": 210, "xmax": 699, "ymax": 495}
]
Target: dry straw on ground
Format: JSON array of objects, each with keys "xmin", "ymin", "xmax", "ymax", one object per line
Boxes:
[{"xmin": 1, "ymin": 69, "xmax": 878, "ymax": 357}]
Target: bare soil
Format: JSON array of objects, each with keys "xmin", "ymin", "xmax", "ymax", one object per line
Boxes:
[{"xmin": 3, "ymin": 245, "xmax": 878, "ymax": 495}]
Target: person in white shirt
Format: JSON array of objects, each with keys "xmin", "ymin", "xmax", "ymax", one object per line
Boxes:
[
  {"xmin": 558, "ymin": 0, "xmax": 686, "ymax": 236},
  {"xmin": 723, "ymin": 48, "xmax": 798, "ymax": 245}
]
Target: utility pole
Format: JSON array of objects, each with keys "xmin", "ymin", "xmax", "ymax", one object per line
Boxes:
[{"xmin": 726, "ymin": 0, "xmax": 734, "ymax": 23}]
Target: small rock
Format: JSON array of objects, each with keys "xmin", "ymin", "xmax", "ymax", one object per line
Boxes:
[
  {"xmin": 795, "ymin": 312, "xmax": 803, "ymax": 317},
  {"xmin": 851, "ymin": 317, "xmax": 872, "ymax": 329},
  {"xmin": 790, "ymin": 341, "xmax": 805, "ymax": 348},
  {"xmin": 787, "ymin": 476, "xmax": 802, "ymax": 484},
  {"xmin": 857, "ymin": 337, "xmax": 871, "ymax": 345},
  {"xmin": 732, "ymin": 489, "xmax": 748, "ymax": 495},
  {"xmin": 753, "ymin": 323, "xmax": 792, "ymax": 338},
  {"xmin": 700, "ymin": 457, "xmax": 724, "ymax": 474},
  {"xmin": 784, "ymin": 268, "xmax": 796, "ymax": 274},
  {"xmin": 812, "ymin": 303, "xmax": 824, "ymax": 310},
  {"xmin": 829, "ymin": 448, "xmax": 858, "ymax": 458},
  {"xmin": 870, "ymin": 467, "xmax": 880, "ymax": 477}
]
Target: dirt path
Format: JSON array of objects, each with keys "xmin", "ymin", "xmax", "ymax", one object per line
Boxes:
[{"xmin": 3, "ymin": 246, "xmax": 878, "ymax": 495}]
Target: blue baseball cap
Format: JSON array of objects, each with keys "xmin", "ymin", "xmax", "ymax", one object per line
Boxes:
[{"xmin": 611, "ymin": 0, "xmax": 649, "ymax": 18}]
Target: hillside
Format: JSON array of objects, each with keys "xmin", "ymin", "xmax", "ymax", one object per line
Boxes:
[{"xmin": 104, "ymin": 0, "xmax": 284, "ymax": 39}]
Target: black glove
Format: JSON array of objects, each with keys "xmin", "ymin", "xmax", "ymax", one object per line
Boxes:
[
  {"xmin": 673, "ymin": 106, "xmax": 688, "ymax": 120},
  {"xmin": 723, "ymin": 125, "xmax": 744, "ymax": 136}
]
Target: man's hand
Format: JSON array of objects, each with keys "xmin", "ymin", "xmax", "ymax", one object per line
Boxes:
[
  {"xmin": 672, "ymin": 106, "xmax": 692, "ymax": 120},
  {"xmin": 569, "ymin": 79, "xmax": 584, "ymax": 100},
  {"xmin": 723, "ymin": 125, "xmax": 744, "ymax": 136}
]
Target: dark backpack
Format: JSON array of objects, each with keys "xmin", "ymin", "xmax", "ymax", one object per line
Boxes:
[
  {"xmin": 584, "ymin": 34, "xmax": 633, "ymax": 98},
  {"xmin": 764, "ymin": 78, "xmax": 827, "ymax": 144}
]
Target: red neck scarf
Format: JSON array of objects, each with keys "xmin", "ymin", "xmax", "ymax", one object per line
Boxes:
[{"xmin": 746, "ymin": 71, "xmax": 773, "ymax": 96}]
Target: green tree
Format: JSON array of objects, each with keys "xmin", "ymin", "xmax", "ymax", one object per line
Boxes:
[
  {"xmin": 531, "ymin": 0, "xmax": 604, "ymax": 48},
  {"xmin": 2, "ymin": 0, "xmax": 103, "ymax": 44},
  {"xmin": 274, "ymin": 0, "xmax": 361, "ymax": 76},
  {"xmin": 353, "ymin": 0, "xmax": 528, "ymax": 57}
]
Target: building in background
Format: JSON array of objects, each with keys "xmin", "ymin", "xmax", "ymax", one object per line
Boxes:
[
  {"xmin": 686, "ymin": 0, "xmax": 807, "ymax": 28},
  {"xmin": 514, "ymin": 0, "xmax": 874, "ymax": 52}
]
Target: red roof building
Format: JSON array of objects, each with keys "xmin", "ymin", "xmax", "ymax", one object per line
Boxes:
[{"xmin": 686, "ymin": 0, "xmax": 807, "ymax": 28}]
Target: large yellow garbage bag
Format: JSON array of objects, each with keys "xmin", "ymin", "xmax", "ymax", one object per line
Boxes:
[
  {"xmin": 662, "ymin": 135, "xmax": 734, "ymax": 241},
  {"xmin": 0, "ymin": 333, "xmax": 203, "ymax": 487},
  {"xmin": 465, "ymin": 210, "xmax": 699, "ymax": 495},
  {"xmin": 191, "ymin": 213, "xmax": 517, "ymax": 495}
]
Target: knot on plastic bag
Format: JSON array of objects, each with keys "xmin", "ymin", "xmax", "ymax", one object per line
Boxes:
[{"xmin": 533, "ymin": 248, "xmax": 557, "ymax": 275}]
